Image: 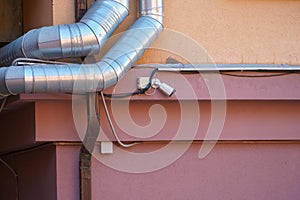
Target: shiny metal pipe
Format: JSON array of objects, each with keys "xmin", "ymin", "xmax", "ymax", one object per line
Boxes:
[
  {"xmin": 0, "ymin": 0, "xmax": 129, "ymax": 66},
  {"xmin": 0, "ymin": 0, "xmax": 164, "ymax": 97},
  {"xmin": 139, "ymin": 0, "xmax": 164, "ymax": 24}
]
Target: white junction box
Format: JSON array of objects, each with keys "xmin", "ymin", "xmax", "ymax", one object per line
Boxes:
[
  {"xmin": 137, "ymin": 77, "xmax": 150, "ymax": 90},
  {"xmin": 100, "ymin": 141, "xmax": 113, "ymax": 154}
]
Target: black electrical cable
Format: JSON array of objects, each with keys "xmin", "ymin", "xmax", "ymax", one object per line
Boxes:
[
  {"xmin": 102, "ymin": 90, "xmax": 144, "ymax": 98},
  {"xmin": 0, "ymin": 143, "xmax": 53, "ymax": 158},
  {"xmin": 0, "ymin": 97, "xmax": 7, "ymax": 113},
  {"xmin": 66, "ymin": 68, "xmax": 300, "ymax": 97},
  {"xmin": 0, "ymin": 159, "xmax": 19, "ymax": 200},
  {"xmin": 101, "ymin": 68, "xmax": 159, "ymax": 98},
  {"xmin": 101, "ymin": 69, "xmax": 299, "ymax": 98}
]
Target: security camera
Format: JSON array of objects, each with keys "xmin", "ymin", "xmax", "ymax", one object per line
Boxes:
[{"xmin": 151, "ymin": 78, "xmax": 176, "ymax": 97}]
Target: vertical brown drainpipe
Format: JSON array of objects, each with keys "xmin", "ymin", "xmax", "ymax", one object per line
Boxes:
[
  {"xmin": 78, "ymin": 0, "xmax": 164, "ymax": 199},
  {"xmin": 76, "ymin": 0, "xmax": 88, "ymax": 22},
  {"xmin": 80, "ymin": 148, "xmax": 92, "ymax": 200},
  {"xmin": 80, "ymin": 93, "xmax": 100, "ymax": 200}
]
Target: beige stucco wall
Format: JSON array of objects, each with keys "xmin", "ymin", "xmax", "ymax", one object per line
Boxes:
[
  {"xmin": 53, "ymin": 0, "xmax": 76, "ymax": 25},
  {"xmin": 139, "ymin": 0, "xmax": 300, "ymax": 64},
  {"xmin": 23, "ymin": 0, "xmax": 300, "ymax": 64}
]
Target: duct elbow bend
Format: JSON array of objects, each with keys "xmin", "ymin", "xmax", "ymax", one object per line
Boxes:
[
  {"xmin": 0, "ymin": 0, "xmax": 130, "ymax": 66},
  {"xmin": 0, "ymin": 0, "xmax": 165, "ymax": 97}
]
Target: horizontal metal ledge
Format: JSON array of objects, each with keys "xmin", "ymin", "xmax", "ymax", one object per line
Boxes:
[{"xmin": 134, "ymin": 63, "xmax": 300, "ymax": 72}]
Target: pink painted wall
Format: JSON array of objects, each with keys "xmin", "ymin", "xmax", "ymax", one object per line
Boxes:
[
  {"xmin": 92, "ymin": 142, "xmax": 300, "ymax": 200},
  {"xmin": 56, "ymin": 145, "xmax": 80, "ymax": 200},
  {"xmin": 1, "ymin": 143, "xmax": 300, "ymax": 199}
]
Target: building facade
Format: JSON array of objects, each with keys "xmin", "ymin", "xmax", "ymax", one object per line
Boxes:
[{"xmin": 0, "ymin": 0, "xmax": 300, "ymax": 199}]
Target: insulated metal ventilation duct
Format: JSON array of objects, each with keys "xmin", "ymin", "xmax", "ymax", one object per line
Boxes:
[
  {"xmin": 0, "ymin": 0, "xmax": 129, "ymax": 66},
  {"xmin": 0, "ymin": 0, "xmax": 164, "ymax": 98}
]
